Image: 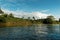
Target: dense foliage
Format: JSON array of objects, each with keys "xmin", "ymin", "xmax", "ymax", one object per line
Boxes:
[{"xmin": 0, "ymin": 9, "xmax": 60, "ymax": 27}]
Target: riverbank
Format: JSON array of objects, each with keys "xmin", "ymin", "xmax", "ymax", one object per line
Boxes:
[
  {"xmin": 0, "ymin": 9, "xmax": 60, "ymax": 27},
  {"xmin": 0, "ymin": 17, "xmax": 60, "ymax": 27},
  {"xmin": 0, "ymin": 21, "xmax": 60, "ymax": 27},
  {"xmin": 0, "ymin": 21, "xmax": 32, "ymax": 27}
]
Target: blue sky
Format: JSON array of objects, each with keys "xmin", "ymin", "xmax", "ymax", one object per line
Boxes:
[{"xmin": 0, "ymin": 0, "xmax": 60, "ymax": 19}]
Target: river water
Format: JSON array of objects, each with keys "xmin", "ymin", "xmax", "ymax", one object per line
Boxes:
[{"xmin": 0, "ymin": 24, "xmax": 60, "ymax": 40}]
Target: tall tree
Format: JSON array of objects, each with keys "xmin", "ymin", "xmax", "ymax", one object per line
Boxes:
[
  {"xmin": 43, "ymin": 15, "xmax": 55, "ymax": 24},
  {"xmin": 59, "ymin": 18, "xmax": 60, "ymax": 22},
  {"xmin": 33, "ymin": 16, "xmax": 35, "ymax": 20},
  {"xmin": 2, "ymin": 14, "xmax": 8, "ymax": 17},
  {"xmin": 28, "ymin": 17, "xmax": 30, "ymax": 20},
  {"xmin": 47, "ymin": 15, "xmax": 55, "ymax": 21},
  {"xmin": 9, "ymin": 13, "xmax": 14, "ymax": 18}
]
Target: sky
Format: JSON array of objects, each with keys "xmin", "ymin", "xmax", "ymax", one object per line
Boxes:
[{"xmin": 0, "ymin": 0, "xmax": 60, "ymax": 19}]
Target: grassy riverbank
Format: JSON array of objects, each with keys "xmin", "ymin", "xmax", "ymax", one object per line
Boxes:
[{"xmin": 0, "ymin": 9, "xmax": 60, "ymax": 27}]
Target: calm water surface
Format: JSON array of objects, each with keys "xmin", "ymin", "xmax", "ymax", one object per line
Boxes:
[{"xmin": 0, "ymin": 24, "xmax": 60, "ymax": 40}]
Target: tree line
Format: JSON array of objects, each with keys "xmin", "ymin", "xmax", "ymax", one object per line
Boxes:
[{"xmin": 0, "ymin": 9, "xmax": 60, "ymax": 24}]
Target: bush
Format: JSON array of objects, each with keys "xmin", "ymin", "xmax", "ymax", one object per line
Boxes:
[{"xmin": 0, "ymin": 16, "xmax": 6, "ymax": 23}]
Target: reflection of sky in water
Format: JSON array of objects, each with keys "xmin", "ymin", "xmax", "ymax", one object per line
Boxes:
[{"xmin": 0, "ymin": 24, "xmax": 60, "ymax": 40}]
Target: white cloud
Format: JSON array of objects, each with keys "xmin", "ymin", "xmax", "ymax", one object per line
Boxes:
[
  {"xmin": 40, "ymin": 9, "xmax": 50, "ymax": 12},
  {"xmin": 2, "ymin": 9, "xmax": 51, "ymax": 19}
]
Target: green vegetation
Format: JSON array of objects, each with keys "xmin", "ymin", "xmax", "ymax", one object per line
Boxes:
[
  {"xmin": 43, "ymin": 16, "xmax": 55, "ymax": 24},
  {"xmin": 0, "ymin": 9, "xmax": 60, "ymax": 27}
]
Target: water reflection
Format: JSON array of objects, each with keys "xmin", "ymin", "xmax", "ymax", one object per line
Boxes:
[{"xmin": 0, "ymin": 24, "xmax": 60, "ymax": 40}]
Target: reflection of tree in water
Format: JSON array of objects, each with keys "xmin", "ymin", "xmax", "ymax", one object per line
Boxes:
[
  {"xmin": 26, "ymin": 25, "xmax": 36, "ymax": 35},
  {"xmin": 46, "ymin": 24, "xmax": 54, "ymax": 34},
  {"xmin": 59, "ymin": 24, "xmax": 60, "ymax": 33},
  {"xmin": 47, "ymin": 24, "xmax": 60, "ymax": 34}
]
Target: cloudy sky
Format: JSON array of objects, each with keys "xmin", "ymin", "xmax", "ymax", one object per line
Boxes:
[{"xmin": 0, "ymin": 0, "xmax": 60, "ymax": 19}]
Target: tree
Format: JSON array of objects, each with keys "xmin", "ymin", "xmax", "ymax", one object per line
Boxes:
[
  {"xmin": 0, "ymin": 9, "xmax": 4, "ymax": 14},
  {"xmin": 22, "ymin": 16, "xmax": 24, "ymax": 19},
  {"xmin": 0, "ymin": 16, "xmax": 6, "ymax": 23},
  {"xmin": 59, "ymin": 18, "xmax": 60, "ymax": 22},
  {"xmin": 28, "ymin": 17, "xmax": 30, "ymax": 20},
  {"xmin": 9, "ymin": 13, "xmax": 14, "ymax": 18},
  {"xmin": 43, "ymin": 15, "xmax": 55, "ymax": 24},
  {"xmin": 2, "ymin": 14, "xmax": 8, "ymax": 17},
  {"xmin": 47, "ymin": 15, "xmax": 55, "ymax": 21},
  {"xmin": 33, "ymin": 16, "xmax": 35, "ymax": 20}
]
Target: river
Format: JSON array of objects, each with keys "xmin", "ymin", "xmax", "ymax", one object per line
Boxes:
[{"xmin": 0, "ymin": 24, "xmax": 60, "ymax": 40}]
